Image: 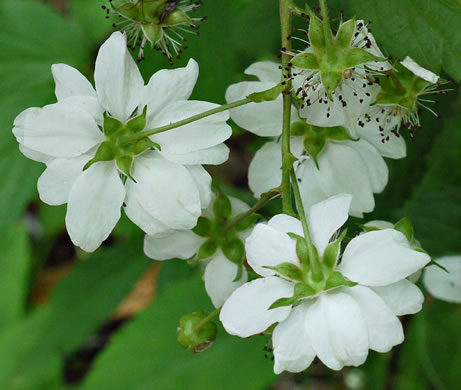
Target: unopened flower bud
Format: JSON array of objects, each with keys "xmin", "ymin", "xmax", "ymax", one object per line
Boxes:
[{"xmin": 177, "ymin": 311, "xmax": 218, "ymax": 353}]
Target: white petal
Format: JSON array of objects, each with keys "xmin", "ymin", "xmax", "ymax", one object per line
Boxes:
[
  {"xmin": 244, "ymin": 61, "xmax": 281, "ymax": 82},
  {"xmin": 159, "ymin": 143, "xmax": 229, "ymax": 166},
  {"xmin": 268, "ymin": 214, "xmax": 304, "ymax": 236},
  {"xmin": 37, "ymin": 155, "xmax": 91, "ymax": 206},
  {"xmin": 13, "ymin": 104, "xmax": 104, "ymax": 158},
  {"xmin": 371, "ymin": 279, "xmax": 424, "ymax": 316},
  {"xmin": 348, "ymin": 139, "xmax": 388, "ymax": 193},
  {"xmin": 150, "ymin": 100, "xmax": 231, "ymax": 154},
  {"xmin": 401, "ymin": 56, "xmax": 439, "ymax": 84},
  {"xmin": 308, "ymin": 194, "xmax": 351, "ymax": 256},
  {"xmin": 338, "ymin": 229, "xmax": 431, "ymax": 286},
  {"xmin": 248, "ymin": 141, "xmax": 282, "ymax": 198},
  {"xmin": 305, "ymin": 292, "xmax": 369, "ymax": 370},
  {"xmin": 225, "ymin": 81, "xmax": 284, "ymax": 137},
  {"xmin": 59, "ymin": 96, "xmax": 104, "ymax": 124},
  {"xmin": 245, "ymin": 221, "xmax": 299, "ymax": 277},
  {"xmin": 66, "ymin": 161, "xmax": 125, "ymax": 252},
  {"xmin": 19, "ymin": 144, "xmax": 53, "ymax": 164},
  {"xmin": 298, "ymin": 142, "xmax": 376, "ymax": 218},
  {"xmin": 124, "ymin": 182, "xmax": 169, "ymax": 235},
  {"xmin": 185, "ymin": 165, "xmax": 212, "ymax": 209},
  {"xmin": 143, "ymin": 58, "xmax": 198, "ymax": 120},
  {"xmin": 423, "ymin": 256, "xmax": 461, "ymax": 303},
  {"xmin": 131, "ymin": 152, "xmax": 201, "ymax": 230},
  {"xmin": 51, "ymin": 64, "xmax": 96, "ymax": 101},
  {"xmin": 94, "ymin": 32, "xmax": 144, "ymax": 120},
  {"xmin": 143, "ymin": 229, "xmax": 205, "ymax": 261},
  {"xmin": 204, "ymin": 252, "xmax": 248, "ymax": 308},
  {"xmin": 219, "ymin": 276, "xmax": 294, "ymax": 337},
  {"xmin": 272, "ymin": 302, "xmax": 316, "ymax": 374},
  {"xmin": 345, "ymin": 286, "xmax": 403, "ymax": 353}
]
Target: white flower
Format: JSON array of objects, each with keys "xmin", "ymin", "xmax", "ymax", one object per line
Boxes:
[
  {"xmin": 227, "ymin": 61, "xmax": 401, "ymax": 217},
  {"xmin": 144, "ymin": 196, "xmax": 251, "ymax": 308},
  {"xmin": 220, "ymin": 194, "xmax": 430, "ymax": 374},
  {"xmin": 423, "ymin": 255, "xmax": 461, "ymax": 303},
  {"xmin": 292, "ymin": 20, "xmax": 391, "ymax": 132},
  {"xmin": 354, "ymin": 56, "xmax": 442, "ymax": 145},
  {"xmin": 13, "ymin": 32, "xmax": 231, "ymax": 252}
]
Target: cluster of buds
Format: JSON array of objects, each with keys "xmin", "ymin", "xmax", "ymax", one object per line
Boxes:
[{"xmin": 102, "ymin": 0, "xmax": 206, "ymax": 61}]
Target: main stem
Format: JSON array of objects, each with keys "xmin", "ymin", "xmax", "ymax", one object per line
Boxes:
[{"xmin": 280, "ymin": 0, "xmax": 295, "ymax": 216}]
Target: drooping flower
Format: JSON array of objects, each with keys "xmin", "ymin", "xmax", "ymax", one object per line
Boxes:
[
  {"xmin": 355, "ymin": 56, "xmax": 444, "ymax": 143},
  {"xmin": 226, "ymin": 61, "xmax": 402, "ymax": 217},
  {"xmin": 290, "ymin": 19, "xmax": 391, "ymax": 131},
  {"xmin": 13, "ymin": 32, "xmax": 231, "ymax": 252},
  {"xmin": 144, "ymin": 194, "xmax": 252, "ymax": 308},
  {"xmin": 103, "ymin": 0, "xmax": 206, "ymax": 60},
  {"xmin": 220, "ymin": 194, "xmax": 430, "ymax": 374},
  {"xmin": 423, "ymin": 255, "xmax": 461, "ymax": 303}
]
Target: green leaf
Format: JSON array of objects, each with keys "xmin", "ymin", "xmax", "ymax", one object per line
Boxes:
[
  {"xmin": 81, "ymin": 263, "xmax": 277, "ymax": 390},
  {"xmin": 69, "ymin": 0, "xmax": 113, "ymax": 43},
  {"xmin": 345, "ymin": 0, "xmax": 461, "ymax": 81},
  {"xmin": 0, "ymin": 225, "xmax": 30, "ymax": 332},
  {"xmin": 0, "ymin": 0, "xmax": 87, "ymax": 236},
  {"xmin": 0, "ymin": 242, "xmax": 151, "ymax": 389}
]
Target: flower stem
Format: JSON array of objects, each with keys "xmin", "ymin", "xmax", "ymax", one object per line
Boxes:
[
  {"xmin": 290, "ymin": 169, "xmax": 318, "ymax": 270},
  {"xmin": 280, "ymin": 0, "xmax": 295, "ymax": 216},
  {"xmin": 124, "ymin": 97, "xmax": 252, "ymax": 144},
  {"xmin": 192, "ymin": 307, "xmax": 221, "ymax": 332},
  {"xmin": 224, "ymin": 189, "xmax": 281, "ymax": 232}
]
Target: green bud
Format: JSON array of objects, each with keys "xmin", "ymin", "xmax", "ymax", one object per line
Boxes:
[
  {"xmin": 192, "ymin": 217, "xmax": 212, "ymax": 237},
  {"xmin": 263, "ymin": 262, "xmax": 303, "ymax": 282},
  {"xmin": 213, "ymin": 194, "xmax": 232, "ymax": 220},
  {"xmin": 248, "ymin": 84, "xmax": 283, "ymax": 103},
  {"xmin": 291, "ymin": 53, "xmax": 320, "ymax": 70},
  {"xmin": 394, "ymin": 217, "xmax": 414, "ymax": 242},
  {"xmin": 197, "ymin": 239, "xmax": 218, "ymax": 260},
  {"xmin": 83, "ymin": 142, "xmax": 115, "ymax": 171},
  {"xmin": 177, "ymin": 311, "xmax": 218, "ymax": 353},
  {"xmin": 335, "ymin": 18, "xmax": 356, "ymax": 49},
  {"xmin": 222, "ymin": 238, "xmax": 245, "ymax": 264},
  {"xmin": 325, "ymin": 271, "xmax": 357, "ymax": 290}
]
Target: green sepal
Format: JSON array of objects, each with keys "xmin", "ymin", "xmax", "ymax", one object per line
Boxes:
[
  {"xmin": 142, "ymin": 23, "xmax": 163, "ymax": 44},
  {"xmin": 341, "ymin": 48, "xmax": 385, "ymax": 69},
  {"xmin": 83, "ymin": 141, "xmax": 115, "ymax": 171},
  {"xmin": 304, "ymin": 132, "xmax": 326, "ymax": 168},
  {"xmin": 357, "ymin": 223, "xmax": 380, "ymax": 233},
  {"xmin": 325, "ymin": 271, "xmax": 357, "ymax": 290},
  {"xmin": 164, "ymin": 9, "xmax": 192, "ymax": 26},
  {"xmin": 192, "ymin": 217, "xmax": 212, "ymax": 237},
  {"xmin": 112, "ymin": 1, "xmax": 141, "ymax": 21},
  {"xmin": 268, "ymin": 282, "xmax": 316, "ymax": 310},
  {"xmin": 322, "ymin": 229, "xmax": 347, "ymax": 270},
  {"xmin": 233, "ymin": 263, "xmax": 244, "ymax": 282},
  {"xmin": 134, "ymin": 137, "xmax": 161, "ymax": 155},
  {"xmin": 222, "ymin": 238, "xmax": 245, "ymax": 264},
  {"xmin": 268, "ymin": 295, "xmax": 298, "ymax": 310},
  {"xmin": 263, "ymin": 262, "xmax": 303, "ymax": 282},
  {"xmin": 290, "ymin": 121, "xmax": 311, "ymax": 137},
  {"xmin": 177, "ymin": 311, "xmax": 217, "ymax": 353},
  {"xmin": 103, "ymin": 112, "xmax": 123, "ymax": 136},
  {"xmin": 327, "ymin": 126, "xmax": 356, "ymax": 141},
  {"xmin": 426, "ymin": 259, "xmax": 449, "ymax": 273},
  {"xmin": 287, "ymin": 232, "xmax": 309, "ymax": 265},
  {"xmin": 291, "ymin": 52, "xmax": 320, "ymax": 70},
  {"xmin": 394, "ymin": 217, "xmax": 414, "ymax": 242},
  {"xmin": 116, "ymin": 155, "xmax": 135, "ymax": 181},
  {"xmin": 248, "ymin": 84, "xmax": 283, "ymax": 103},
  {"xmin": 234, "ymin": 213, "xmax": 260, "ymax": 232},
  {"xmin": 128, "ymin": 106, "xmax": 147, "ymax": 133},
  {"xmin": 308, "ymin": 15, "xmax": 326, "ymax": 50},
  {"xmin": 320, "ymin": 71, "xmax": 343, "ymax": 100},
  {"xmin": 213, "ymin": 194, "xmax": 232, "ymax": 220},
  {"xmin": 335, "ymin": 18, "xmax": 356, "ymax": 49},
  {"xmin": 197, "ymin": 239, "xmax": 218, "ymax": 260}
]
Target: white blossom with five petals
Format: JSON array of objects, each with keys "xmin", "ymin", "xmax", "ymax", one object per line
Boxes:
[
  {"xmin": 13, "ymin": 32, "xmax": 231, "ymax": 252},
  {"xmin": 220, "ymin": 194, "xmax": 430, "ymax": 374}
]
